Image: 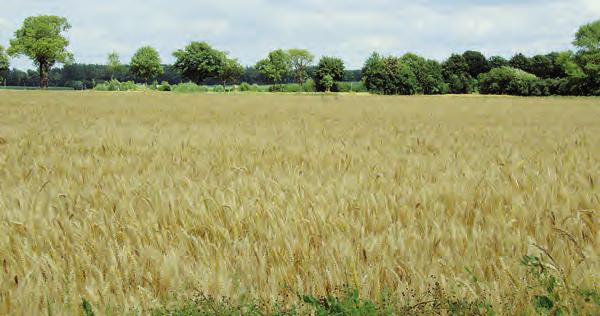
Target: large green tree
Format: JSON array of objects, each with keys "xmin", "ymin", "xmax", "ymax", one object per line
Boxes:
[
  {"xmin": 130, "ymin": 46, "xmax": 163, "ymax": 83},
  {"xmin": 315, "ymin": 56, "xmax": 345, "ymax": 92},
  {"xmin": 442, "ymin": 54, "xmax": 473, "ymax": 94},
  {"xmin": 0, "ymin": 45, "xmax": 9, "ymax": 83},
  {"xmin": 217, "ymin": 57, "xmax": 244, "ymax": 87},
  {"xmin": 255, "ymin": 49, "xmax": 291, "ymax": 85},
  {"xmin": 173, "ymin": 41, "xmax": 225, "ymax": 84},
  {"xmin": 462, "ymin": 50, "xmax": 490, "ymax": 78},
  {"xmin": 287, "ymin": 48, "xmax": 314, "ymax": 84},
  {"xmin": 401, "ymin": 53, "xmax": 447, "ymax": 94},
  {"xmin": 8, "ymin": 15, "xmax": 73, "ymax": 88},
  {"xmin": 362, "ymin": 53, "xmax": 418, "ymax": 95}
]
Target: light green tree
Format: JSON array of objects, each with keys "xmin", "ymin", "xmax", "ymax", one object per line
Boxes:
[
  {"xmin": 255, "ymin": 49, "xmax": 291, "ymax": 85},
  {"xmin": 107, "ymin": 51, "xmax": 122, "ymax": 80},
  {"xmin": 130, "ymin": 46, "xmax": 163, "ymax": 84},
  {"xmin": 7, "ymin": 15, "xmax": 74, "ymax": 88},
  {"xmin": 321, "ymin": 74, "xmax": 334, "ymax": 92},
  {"xmin": 287, "ymin": 48, "xmax": 314, "ymax": 84},
  {"xmin": 0, "ymin": 45, "xmax": 9, "ymax": 83},
  {"xmin": 573, "ymin": 19, "xmax": 600, "ymax": 51}
]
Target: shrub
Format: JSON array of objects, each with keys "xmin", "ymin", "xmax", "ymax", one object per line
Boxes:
[
  {"xmin": 302, "ymin": 79, "xmax": 316, "ymax": 92},
  {"xmin": 282, "ymin": 83, "xmax": 304, "ymax": 92},
  {"xmin": 94, "ymin": 79, "xmax": 139, "ymax": 91},
  {"xmin": 239, "ymin": 82, "xmax": 252, "ymax": 92},
  {"xmin": 157, "ymin": 81, "xmax": 171, "ymax": 92},
  {"xmin": 212, "ymin": 85, "xmax": 225, "ymax": 93},
  {"xmin": 268, "ymin": 84, "xmax": 285, "ymax": 92},
  {"xmin": 171, "ymin": 82, "xmax": 208, "ymax": 93},
  {"xmin": 336, "ymin": 81, "xmax": 367, "ymax": 93},
  {"xmin": 478, "ymin": 67, "xmax": 540, "ymax": 96}
]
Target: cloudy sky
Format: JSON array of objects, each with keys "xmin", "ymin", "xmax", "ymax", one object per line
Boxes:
[{"xmin": 1, "ymin": 0, "xmax": 599, "ymax": 70}]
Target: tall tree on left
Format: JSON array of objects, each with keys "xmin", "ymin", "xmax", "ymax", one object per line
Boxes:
[{"xmin": 8, "ymin": 15, "xmax": 73, "ymax": 88}]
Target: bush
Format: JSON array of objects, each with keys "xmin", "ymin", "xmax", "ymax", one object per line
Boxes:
[
  {"xmin": 239, "ymin": 82, "xmax": 252, "ymax": 92},
  {"xmin": 302, "ymin": 79, "xmax": 316, "ymax": 92},
  {"xmin": 268, "ymin": 84, "xmax": 285, "ymax": 92},
  {"xmin": 282, "ymin": 83, "xmax": 304, "ymax": 92},
  {"xmin": 479, "ymin": 67, "xmax": 541, "ymax": 96},
  {"xmin": 171, "ymin": 82, "xmax": 208, "ymax": 93},
  {"xmin": 212, "ymin": 85, "xmax": 225, "ymax": 93},
  {"xmin": 94, "ymin": 79, "xmax": 140, "ymax": 91},
  {"xmin": 336, "ymin": 81, "xmax": 367, "ymax": 93},
  {"xmin": 157, "ymin": 81, "xmax": 171, "ymax": 92},
  {"xmin": 66, "ymin": 80, "xmax": 84, "ymax": 90}
]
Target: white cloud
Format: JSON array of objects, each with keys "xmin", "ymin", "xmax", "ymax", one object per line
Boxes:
[{"xmin": 0, "ymin": 0, "xmax": 598, "ymax": 70}]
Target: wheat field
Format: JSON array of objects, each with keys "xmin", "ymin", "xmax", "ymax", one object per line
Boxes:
[{"xmin": 0, "ymin": 91, "xmax": 598, "ymax": 314}]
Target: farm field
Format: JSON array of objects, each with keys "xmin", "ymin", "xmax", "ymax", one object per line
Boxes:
[{"xmin": 0, "ymin": 92, "xmax": 599, "ymax": 315}]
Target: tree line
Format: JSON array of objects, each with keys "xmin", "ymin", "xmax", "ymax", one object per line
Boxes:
[{"xmin": 1, "ymin": 15, "xmax": 599, "ymax": 96}]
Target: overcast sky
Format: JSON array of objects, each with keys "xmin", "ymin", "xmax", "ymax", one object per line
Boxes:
[{"xmin": 1, "ymin": 0, "xmax": 599, "ymax": 70}]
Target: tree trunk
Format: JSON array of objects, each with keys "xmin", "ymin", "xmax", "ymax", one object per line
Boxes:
[{"xmin": 39, "ymin": 62, "xmax": 49, "ymax": 89}]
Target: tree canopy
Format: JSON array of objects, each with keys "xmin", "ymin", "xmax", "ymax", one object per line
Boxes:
[
  {"xmin": 573, "ymin": 20, "xmax": 600, "ymax": 51},
  {"xmin": 173, "ymin": 42, "xmax": 226, "ymax": 84},
  {"xmin": 130, "ymin": 46, "xmax": 163, "ymax": 83},
  {"xmin": 255, "ymin": 49, "xmax": 291, "ymax": 84},
  {"xmin": 287, "ymin": 49, "xmax": 314, "ymax": 84},
  {"xmin": 315, "ymin": 56, "xmax": 345, "ymax": 92},
  {"xmin": 7, "ymin": 15, "xmax": 73, "ymax": 88}
]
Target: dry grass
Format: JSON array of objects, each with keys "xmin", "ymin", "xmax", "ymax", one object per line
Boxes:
[{"xmin": 0, "ymin": 91, "xmax": 598, "ymax": 315}]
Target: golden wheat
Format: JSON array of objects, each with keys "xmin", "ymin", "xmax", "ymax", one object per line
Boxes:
[{"xmin": 0, "ymin": 91, "xmax": 598, "ymax": 314}]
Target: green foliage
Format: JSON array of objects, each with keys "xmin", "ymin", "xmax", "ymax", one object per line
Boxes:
[
  {"xmin": 66, "ymin": 80, "xmax": 84, "ymax": 90},
  {"xmin": 212, "ymin": 85, "xmax": 225, "ymax": 93},
  {"xmin": 478, "ymin": 67, "xmax": 540, "ymax": 96},
  {"xmin": 217, "ymin": 57, "xmax": 244, "ymax": 86},
  {"xmin": 158, "ymin": 81, "xmax": 171, "ymax": 91},
  {"xmin": 509, "ymin": 53, "xmax": 532, "ymax": 72},
  {"xmin": 94, "ymin": 79, "xmax": 140, "ymax": 91},
  {"xmin": 171, "ymin": 82, "xmax": 209, "ymax": 93},
  {"xmin": 315, "ymin": 56, "xmax": 345, "ymax": 92},
  {"xmin": 81, "ymin": 299, "xmax": 95, "ymax": 316},
  {"xmin": 362, "ymin": 53, "xmax": 419, "ymax": 95},
  {"xmin": 462, "ymin": 50, "xmax": 490, "ymax": 78},
  {"xmin": 107, "ymin": 51, "xmax": 122, "ymax": 80},
  {"xmin": 130, "ymin": 46, "xmax": 163, "ymax": 83},
  {"xmin": 321, "ymin": 74, "xmax": 334, "ymax": 92},
  {"xmin": 442, "ymin": 54, "xmax": 475, "ymax": 94},
  {"xmin": 336, "ymin": 81, "xmax": 367, "ymax": 93},
  {"xmin": 173, "ymin": 42, "xmax": 225, "ymax": 84},
  {"xmin": 488, "ymin": 56, "xmax": 508, "ymax": 69},
  {"xmin": 0, "ymin": 45, "xmax": 8, "ymax": 81},
  {"xmin": 573, "ymin": 19, "xmax": 600, "ymax": 51},
  {"xmin": 302, "ymin": 79, "xmax": 316, "ymax": 92},
  {"xmin": 7, "ymin": 15, "xmax": 73, "ymax": 88},
  {"xmin": 255, "ymin": 49, "xmax": 291, "ymax": 84},
  {"xmin": 287, "ymin": 48, "xmax": 314, "ymax": 83},
  {"xmin": 239, "ymin": 82, "xmax": 253, "ymax": 92},
  {"xmin": 401, "ymin": 53, "xmax": 448, "ymax": 94}
]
